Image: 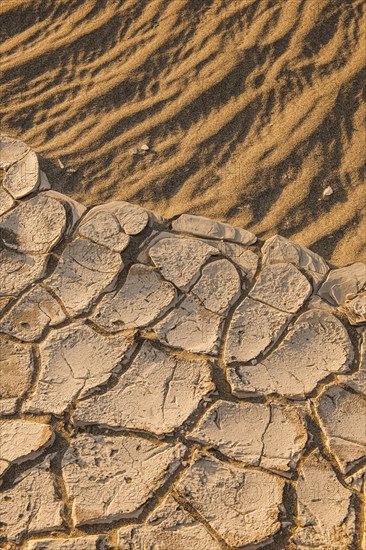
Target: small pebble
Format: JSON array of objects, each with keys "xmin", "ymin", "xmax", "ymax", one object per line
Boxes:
[
  {"xmin": 57, "ymin": 158, "xmax": 65, "ymax": 169},
  {"xmin": 323, "ymin": 186, "xmax": 333, "ymax": 197},
  {"xmin": 66, "ymin": 168, "xmax": 77, "ymax": 174},
  {"xmin": 141, "ymin": 144, "xmax": 150, "ymax": 151},
  {"xmin": 131, "ymin": 148, "xmax": 138, "ymax": 155}
]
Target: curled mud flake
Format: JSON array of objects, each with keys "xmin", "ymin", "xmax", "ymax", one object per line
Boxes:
[
  {"xmin": 0, "ymin": 420, "xmax": 54, "ymax": 477},
  {"xmin": 78, "ymin": 207, "xmax": 130, "ymax": 252},
  {"xmin": 154, "ymin": 295, "xmax": 223, "ymax": 355},
  {"xmin": 0, "ymin": 285, "xmax": 66, "ymax": 341},
  {"xmin": 148, "ymin": 237, "xmax": 219, "ymax": 290},
  {"xmin": 228, "ymin": 309, "xmax": 354, "ymax": 398},
  {"xmin": 0, "ymin": 336, "xmax": 34, "ymax": 416},
  {"xmin": 249, "ymin": 262, "xmax": 313, "ymax": 313},
  {"xmin": 118, "ymin": 494, "xmax": 220, "ymax": 549},
  {"xmin": 0, "ymin": 456, "xmax": 63, "ymax": 544},
  {"xmin": 93, "ymin": 264, "xmax": 177, "ymax": 331},
  {"xmin": 290, "ymin": 450, "xmax": 356, "ymax": 548},
  {"xmin": 339, "ymin": 292, "xmax": 366, "ymax": 325},
  {"xmin": 188, "ymin": 400, "xmax": 308, "ymax": 474},
  {"xmin": 0, "ymin": 135, "xmax": 29, "ymax": 169},
  {"xmin": 343, "ymin": 328, "xmax": 366, "ymax": 395},
  {"xmin": 45, "ymin": 238, "xmax": 123, "ymax": 316},
  {"xmin": 73, "ymin": 340, "xmax": 214, "ymax": 435},
  {"xmin": 202, "ymin": 241, "xmax": 259, "ymax": 280},
  {"xmin": 62, "ymin": 432, "xmax": 186, "ymax": 526},
  {"xmin": 172, "ymin": 213, "xmax": 257, "ymax": 245},
  {"xmin": 224, "ymin": 296, "xmax": 291, "ymax": 364},
  {"xmin": 176, "ymin": 451, "xmax": 285, "ymax": 547},
  {"xmin": 24, "ymin": 321, "xmax": 134, "ymax": 416},
  {"xmin": 191, "ymin": 258, "xmax": 242, "ymax": 315},
  {"xmin": 262, "ymin": 234, "xmax": 329, "ymax": 289},
  {"xmin": 3, "ymin": 149, "xmax": 40, "ymax": 198},
  {"xmin": 0, "ymin": 248, "xmax": 48, "ymax": 297},
  {"xmin": 43, "ymin": 190, "xmax": 87, "ymax": 233},
  {"xmin": 316, "ymin": 385, "xmax": 366, "ymax": 474},
  {"xmin": 115, "ymin": 201, "xmax": 150, "ymax": 235},
  {"xmin": 0, "ymin": 194, "xmax": 67, "ymax": 254},
  {"xmin": 318, "ymin": 262, "xmax": 366, "ymax": 306},
  {"xmin": 0, "ymin": 187, "xmax": 15, "ymax": 216}
]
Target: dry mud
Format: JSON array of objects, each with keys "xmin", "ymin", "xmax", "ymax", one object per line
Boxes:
[
  {"xmin": 0, "ymin": 137, "xmax": 365, "ymax": 548},
  {"xmin": 0, "ymin": 0, "xmax": 365, "ymax": 266}
]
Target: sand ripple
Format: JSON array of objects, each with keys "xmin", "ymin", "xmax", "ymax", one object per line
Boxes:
[{"xmin": 1, "ymin": 0, "xmax": 365, "ymax": 265}]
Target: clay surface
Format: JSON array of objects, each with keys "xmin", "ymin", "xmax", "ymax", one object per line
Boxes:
[{"xmin": 0, "ymin": 141, "xmax": 364, "ymax": 548}]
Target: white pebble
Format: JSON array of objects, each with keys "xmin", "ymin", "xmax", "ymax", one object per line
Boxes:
[
  {"xmin": 323, "ymin": 186, "xmax": 333, "ymax": 197},
  {"xmin": 141, "ymin": 144, "xmax": 150, "ymax": 151},
  {"xmin": 131, "ymin": 148, "xmax": 138, "ymax": 155}
]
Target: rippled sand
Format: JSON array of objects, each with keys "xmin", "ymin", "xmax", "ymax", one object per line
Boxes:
[{"xmin": 1, "ymin": 0, "xmax": 365, "ymax": 265}]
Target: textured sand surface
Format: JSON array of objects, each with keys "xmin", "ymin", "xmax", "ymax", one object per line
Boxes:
[
  {"xmin": 0, "ymin": 0, "xmax": 365, "ymax": 267},
  {"xmin": 1, "ymin": 138, "xmax": 366, "ymax": 548}
]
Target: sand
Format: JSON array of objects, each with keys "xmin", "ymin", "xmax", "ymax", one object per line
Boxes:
[
  {"xmin": 0, "ymin": 0, "xmax": 365, "ymax": 266},
  {"xmin": 1, "ymin": 159, "xmax": 365, "ymax": 546}
]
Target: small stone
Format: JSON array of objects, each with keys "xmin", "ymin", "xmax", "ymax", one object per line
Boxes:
[
  {"xmin": 249, "ymin": 262, "xmax": 312, "ymax": 313},
  {"xmin": 0, "ymin": 187, "xmax": 14, "ymax": 216},
  {"xmin": 318, "ymin": 262, "xmax": 366, "ymax": 305},
  {"xmin": 149, "ymin": 237, "xmax": 218, "ymax": 290},
  {"xmin": 3, "ymin": 150, "xmax": 40, "ymax": 198},
  {"xmin": 93, "ymin": 264, "xmax": 176, "ymax": 331},
  {"xmin": 66, "ymin": 168, "xmax": 77, "ymax": 174},
  {"xmin": 78, "ymin": 208, "xmax": 130, "ymax": 252},
  {"xmin": 224, "ymin": 297, "xmax": 290, "ymax": 364},
  {"xmin": 323, "ymin": 186, "xmax": 334, "ymax": 197},
  {"xmin": 62, "ymin": 433, "xmax": 185, "ymax": 525},
  {"xmin": 57, "ymin": 158, "xmax": 65, "ymax": 169},
  {"xmin": 176, "ymin": 452, "xmax": 284, "ymax": 547},
  {"xmin": 172, "ymin": 213, "xmax": 257, "ymax": 245},
  {"xmin": 45, "ymin": 238, "xmax": 123, "ymax": 316},
  {"xmin": 24, "ymin": 322, "xmax": 134, "ymax": 416},
  {"xmin": 154, "ymin": 295, "xmax": 223, "ymax": 354},
  {"xmin": 141, "ymin": 144, "xmax": 150, "ymax": 151},
  {"xmin": 290, "ymin": 450, "xmax": 356, "ymax": 548},
  {"xmin": 228, "ymin": 309, "xmax": 353, "ymax": 398},
  {"xmin": 188, "ymin": 400, "xmax": 307, "ymax": 473},
  {"xmin": 0, "ymin": 420, "xmax": 54, "ymax": 477},
  {"xmin": 0, "ymin": 285, "xmax": 66, "ymax": 341},
  {"xmin": 118, "ymin": 494, "xmax": 220, "ymax": 549},
  {"xmin": 0, "ymin": 336, "xmax": 34, "ymax": 416},
  {"xmin": 262, "ymin": 234, "xmax": 329, "ymax": 288},
  {"xmin": 73, "ymin": 340, "xmax": 214, "ymax": 435},
  {"xmin": 0, "ymin": 456, "xmax": 63, "ymax": 544},
  {"xmin": 0, "ymin": 135, "xmax": 29, "ymax": 168},
  {"xmin": 25, "ymin": 536, "xmax": 108, "ymax": 550},
  {"xmin": 191, "ymin": 259, "xmax": 241, "ymax": 314},
  {"xmin": 316, "ymin": 385, "xmax": 366, "ymax": 473},
  {"xmin": 131, "ymin": 148, "xmax": 138, "ymax": 155}
]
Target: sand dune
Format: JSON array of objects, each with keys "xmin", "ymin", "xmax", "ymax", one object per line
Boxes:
[{"xmin": 1, "ymin": 0, "xmax": 365, "ymax": 265}]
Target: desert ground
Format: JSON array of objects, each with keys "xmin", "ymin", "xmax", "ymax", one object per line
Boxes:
[
  {"xmin": 0, "ymin": 0, "xmax": 365, "ymax": 266},
  {"xmin": 0, "ymin": 141, "xmax": 365, "ymax": 546}
]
